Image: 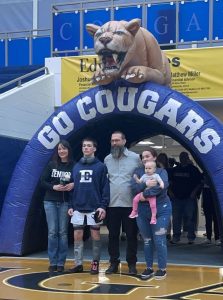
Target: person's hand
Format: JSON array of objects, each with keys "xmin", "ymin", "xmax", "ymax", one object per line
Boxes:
[
  {"xmin": 133, "ymin": 174, "xmax": 141, "ymax": 183},
  {"xmin": 53, "ymin": 184, "xmax": 67, "ymax": 191},
  {"xmin": 146, "ymin": 178, "xmax": 157, "ymax": 188},
  {"xmin": 68, "ymin": 208, "xmax": 74, "ymax": 216},
  {"xmin": 96, "ymin": 208, "xmax": 106, "ymax": 220},
  {"xmin": 64, "ymin": 182, "xmax": 74, "ymax": 191}
]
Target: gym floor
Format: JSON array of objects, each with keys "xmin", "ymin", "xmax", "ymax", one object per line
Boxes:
[{"xmin": 0, "ymin": 232, "xmax": 222, "ymax": 300}]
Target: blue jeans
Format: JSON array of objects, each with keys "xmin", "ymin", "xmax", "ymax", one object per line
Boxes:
[
  {"xmin": 172, "ymin": 198, "xmax": 197, "ymax": 240},
  {"xmin": 172, "ymin": 197, "xmax": 197, "ymax": 241},
  {"xmin": 137, "ymin": 200, "xmax": 172, "ymax": 269},
  {"xmin": 44, "ymin": 201, "xmax": 69, "ymax": 266}
]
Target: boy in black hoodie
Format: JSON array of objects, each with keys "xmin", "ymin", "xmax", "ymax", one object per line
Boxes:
[{"xmin": 68, "ymin": 137, "xmax": 110, "ymax": 274}]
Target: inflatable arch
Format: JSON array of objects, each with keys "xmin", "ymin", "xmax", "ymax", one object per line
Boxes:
[{"xmin": 0, "ymin": 80, "xmax": 223, "ymax": 255}]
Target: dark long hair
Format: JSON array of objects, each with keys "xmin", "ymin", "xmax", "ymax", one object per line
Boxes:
[
  {"xmin": 53, "ymin": 140, "xmax": 73, "ymax": 165},
  {"xmin": 157, "ymin": 152, "xmax": 169, "ymax": 169},
  {"xmin": 142, "ymin": 147, "xmax": 158, "ymax": 159}
]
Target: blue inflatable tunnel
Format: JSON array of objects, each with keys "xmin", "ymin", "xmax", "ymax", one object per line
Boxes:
[{"xmin": 0, "ymin": 80, "xmax": 223, "ymax": 255}]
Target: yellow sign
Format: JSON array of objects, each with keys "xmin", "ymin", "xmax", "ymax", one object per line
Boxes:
[
  {"xmin": 167, "ymin": 47, "xmax": 223, "ymax": 99},
  {"xmin": 61, "ymin": 55, "xmax": 98, "ymax": 103},
  {"xmin": 61, "ymin": 47, "xmax": 223, "ymax": 103}
]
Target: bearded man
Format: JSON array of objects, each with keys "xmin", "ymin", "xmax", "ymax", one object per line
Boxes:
[{"xmin": 104, "ymin": 131, "xmax": 141, "ymax": 275}]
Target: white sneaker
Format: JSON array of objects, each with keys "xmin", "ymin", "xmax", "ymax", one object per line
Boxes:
[
  {"xmin": 215, "ymin": 239, "xmax": 221, "ymax": 246},
  {"xmin": 202, "ymin": 239, "xmax": 211, "ymax": 244}
]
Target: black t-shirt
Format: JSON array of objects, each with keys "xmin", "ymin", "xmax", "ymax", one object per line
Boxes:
[
  {"xmin": 170, "ymin": 164, "xmax": 202, "ymax": 199},
  {"xmin": 41, "ymin": 160, "xmax": 74, "ymax": 202}
]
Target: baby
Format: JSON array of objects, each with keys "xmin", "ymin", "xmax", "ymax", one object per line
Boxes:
[{"xmin": 129, "ymin": 161, "xmax": 164, "ymax": 224}]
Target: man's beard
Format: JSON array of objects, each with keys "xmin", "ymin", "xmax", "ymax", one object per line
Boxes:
[{"xmin": 111, "ymin": 145, "xmax": 125, "ymax": 159}]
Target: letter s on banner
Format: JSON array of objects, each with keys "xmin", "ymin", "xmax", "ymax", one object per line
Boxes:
[{"xmin": 194, "ymin": 128, "xmax": 220, "ymax": 154}]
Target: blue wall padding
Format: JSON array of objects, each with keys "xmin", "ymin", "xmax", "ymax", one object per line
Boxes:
[{"xmin": 0, "ymin": 136, "xmax": 27, "ymax": 215}]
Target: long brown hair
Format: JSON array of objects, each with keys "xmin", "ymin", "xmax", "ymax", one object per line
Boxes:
[
  {"xmin": 53, "ymin": 140, "xmax": 73, "ymax": 165},
  {"xmin": 142, "ymin": 147, "xmax": 158, "ymax": 159}
]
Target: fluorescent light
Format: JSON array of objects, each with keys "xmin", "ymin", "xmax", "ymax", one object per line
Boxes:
[
  {"xmin": 151, "ymin": 145, "xmax": 163, "ymax": 149},
  {"xmin": 137, "ymin": 141, "xmax": 154, "ymax": 145},
  {"xmin": 172, "ymin": 141, "xmax": 181, "ymax": 146}
]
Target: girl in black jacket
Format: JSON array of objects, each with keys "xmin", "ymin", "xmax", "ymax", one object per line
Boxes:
[{"xmin": 41, "ymin": 140, "xmax": 74, "ymax": 273}]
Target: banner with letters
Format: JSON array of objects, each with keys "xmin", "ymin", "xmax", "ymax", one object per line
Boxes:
[
  {"xmin": 2, "ymin": 79, "xmax": 223, "ymax": 254},
  {"xmin": 61, "ymin": 47, "xmax": 223, "ymax": 103}
]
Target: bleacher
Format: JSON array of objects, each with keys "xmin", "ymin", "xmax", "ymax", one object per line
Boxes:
[{"xmin": 0, "ymin": 65, "xmax": 44, "ymax": 93}]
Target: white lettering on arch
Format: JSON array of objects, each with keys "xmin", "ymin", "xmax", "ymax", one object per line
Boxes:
[
  {"xmin": 194, "ymin": 128, "xmax": 220, "ymax": 154},
  {"xmin": 137, "ymin": 90, "xmax": 159, "ymax": 115},
  {"xmin": 77, "ymin": 96, "xmax": 96, "ymax": 121},
  {"xmin": 52, "ymin": 111, "xmax": 74, "ymax": 135},
  {"xmin": 38, "ymin": 111, "xmax": 74, "ymax": 149},
  {"xmin": 38, "ymin": 126, "xmax": 60, "ymax": 149},
  {"xmin": 154, "ymin": 98, "xmax": 181, "ymax": 127},
  {"xmin": 95, "ymin": 90, "xmax": 115, "ymax": 114},
  {"xmin": 117, "ymin": 87, "xmax": 138, "ymax": 111},
  {"xmin": 176, "ymin": 110, "xmax": 204, "ymax": 140}
]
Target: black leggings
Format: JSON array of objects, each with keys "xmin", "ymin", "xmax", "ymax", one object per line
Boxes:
[{"xmin": 202, "ymin": 188, "xmax": 219, "ymax": 240}]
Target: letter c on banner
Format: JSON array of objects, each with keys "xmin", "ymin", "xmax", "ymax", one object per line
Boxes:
[
  {"xmin": 60, "ymin": 23, "xmax": 72, "ymax": 40},
  {"xmin": 77, "ymin": 96, "xmax": 96, "ymax": 121}
]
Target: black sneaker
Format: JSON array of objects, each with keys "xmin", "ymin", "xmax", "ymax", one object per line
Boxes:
[
  {"xmin": 128, "ymin": 264, "xmax": 137, "ymax": 275},
  {"xmin": 188, "ymin": 239, "xmax": 195, "ymax": 245},
  {"xmin": 69, "ymin": 265, "xmax": 83, "ymax": 273},
  {"xmin": 141, "ymin": 268, "xmax": 154, "ymax": 280},
  {"xmin": 48, "ymin": 265, "xmax": 57, "ymax": 272},
  {"xmin": 166, "ymin": 234, "xmax": 171, "ymax": 241},
  {"xmin": 170, "ymin": 238, "xmax": 180, "ymax": 244},
  {"xmin": 105, "ymin": 263, "xmax": 119, "ymax": 274},
  {"xmin": 154, "ymin": 269, "xmax": 166, "ymax": 280},
  {"xmin": 90, "ymin": 260, "xmax": 99, "ymax": 275},
  {"xmin": 57, "ymin": 266, "xmax": 64, "ymax": 273}
]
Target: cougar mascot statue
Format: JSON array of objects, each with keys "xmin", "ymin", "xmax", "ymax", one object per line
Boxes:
[{"xmin": 86, "ymin": 18, "xmax": 171, "ymax": 86}]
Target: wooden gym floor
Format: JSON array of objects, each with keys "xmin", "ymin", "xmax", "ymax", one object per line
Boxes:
[{"xmin": 0, "ymin": 257, "xmax": 223, "ymax": 300}]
